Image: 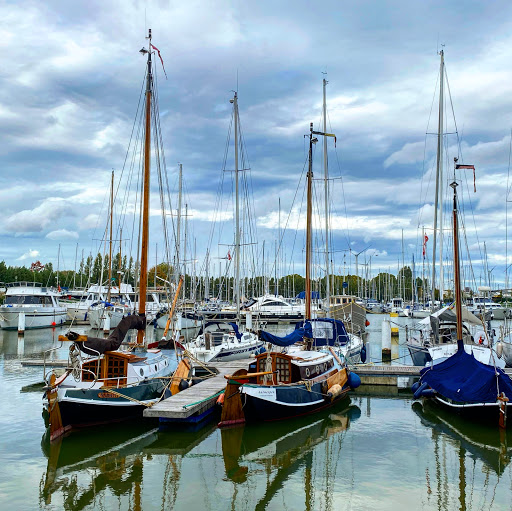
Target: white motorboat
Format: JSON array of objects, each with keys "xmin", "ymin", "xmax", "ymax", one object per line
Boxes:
[{"xmin": 0, "ymin": 282, "xmax": 67, "ymax": 330}]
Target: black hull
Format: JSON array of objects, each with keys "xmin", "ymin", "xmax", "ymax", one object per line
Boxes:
[
  {"xmin": 242, "ymin": 386, "xmax": 350, "ymax": 422},
  {"xmin": 57, "ymin": 380, "xmax": 166, "ymax": 431}
]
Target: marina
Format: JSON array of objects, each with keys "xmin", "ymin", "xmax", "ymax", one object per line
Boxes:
[
  {"xmin": 3, "ymin": 317, "xmax": 512, "ymax": 510},
  {"xmin": 4, "ymin": 3, "xmax": 512, "ymax": 510}
]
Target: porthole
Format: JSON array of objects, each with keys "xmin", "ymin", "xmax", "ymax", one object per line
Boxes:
[
  {"xmin": 139, "ymin": 368, "xmax": 144, "ymax": 376},
  {"xmin": 305, "ymin": 367, "xmax": 310, "ymax": 377}
]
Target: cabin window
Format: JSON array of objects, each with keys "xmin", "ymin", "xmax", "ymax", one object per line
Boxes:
[
  {"xmin": 104, "ymin": 355, "xmax": 127, "ymax": 386},
  {"xmin": 312, "ymin": 322, "xmax": 333, "ymax": 340},
  {"xmin": 82, "ymin": 359, "xmax": 102, "ymax": 381},
  {"xmin": 275, "ymin": 356, "xmax": 290, "ymax": 383},
  {"xmin": 5, "ymin": 296, "xmax": 42, "ymax": 305}
]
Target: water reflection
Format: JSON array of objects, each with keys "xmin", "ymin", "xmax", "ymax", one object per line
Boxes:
[
  {"xmin": 221, "ymin": 399, "xmax": 360, "ymax": 508},
  {"xmin": 39, "ymin": 400, "xmax": 360, "ymax": 510},
  {"xmin": 413, "ymin": 401, "xmax": 512, "ymax": 477}
]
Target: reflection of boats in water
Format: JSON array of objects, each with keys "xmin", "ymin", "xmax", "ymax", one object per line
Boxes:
[
  {"xmin": 40, "ymin": 421, "xmax": 217, "ymax": 509},
  {"xmin": 412, "ymin": 400, "xmax": 511, "ymax": 476},
  {"xmin": 221, "ymin": 399, "xmax": 361, "ymax": 496}
]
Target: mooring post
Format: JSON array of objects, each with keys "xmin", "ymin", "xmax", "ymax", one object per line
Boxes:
[{"xmin": 382, "ymin": 318, "xmax": 391, "ymax": 362}]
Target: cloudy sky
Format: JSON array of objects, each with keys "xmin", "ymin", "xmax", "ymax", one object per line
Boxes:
[{"xmin": 2, "ymin": 0, "xmax": 512, "ymax": 291}]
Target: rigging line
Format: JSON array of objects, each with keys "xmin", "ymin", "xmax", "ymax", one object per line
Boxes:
[
  {"xmin": 326, "ymin": 108, "xmax": 351, "ymax": 248},
  {"xmin": 418, "ymin": 67, "xmax": 441, "ymax": 228}
]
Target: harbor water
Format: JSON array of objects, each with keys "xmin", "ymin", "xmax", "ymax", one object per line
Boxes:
[{"xmin": 1, "ymin": 315, "xmax": 512, "ymax": 510}]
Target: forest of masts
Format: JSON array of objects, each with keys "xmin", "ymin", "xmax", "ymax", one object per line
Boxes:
[{"xmin": 0, "ymin": 253, "xmax": 455, "ymax": 303}]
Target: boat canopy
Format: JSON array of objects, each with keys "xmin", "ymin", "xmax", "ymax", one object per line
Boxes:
[
  {"xmin": 420, "ymin": 348, "xmax": 512, "ymax": 404},
  {"xmin": 259, "ymin": 318, "xmax": 351, "ymax": 347},
  {"xmin": 419, "ymin": 303, "xmax": 481, "ymax": 327},
  {"xmin": 259, "ymin": 321, "xmax": 313, "ymax": 347}
]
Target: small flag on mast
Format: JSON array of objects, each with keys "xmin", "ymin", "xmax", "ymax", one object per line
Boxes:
[
  {"xmin": 455, "ymin": 163, "xmax": 476, "ymax": 192},
  {"xmin": 423, "ymin": 234, "xmax": 429, "ymax": 257},
  {"xmin": 227, "ymin": 251, "xmax": 232, "ymax": 261},
  {"xmin": 150, "ymin": 43, "xmax": 168, "ymax": 79}
]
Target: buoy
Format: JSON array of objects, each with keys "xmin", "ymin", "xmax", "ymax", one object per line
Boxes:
[
  {"xmin": 178, "ymin": 379, "xmax": 189, "ymax": 392},
  {"xmin": 327, "ymin": 383, "xmax": 343, "ymax": 399},
  {"xmin": 365, "ymin": 319, "xmax": 370, "ymax": 327},
  {"xmin": 413, "ymin": 382, "xmax": 428, "ymax": 399},
  {"xmin": 411, "ymin": 381, "xmax": 421, "ymax": 393},
  {"xmin": 421, "ymin": 388, "xmax": 436, "ymax": 397},
  {"xmin": 497, "ymin": 341, "xmax": 504, "ymax": 358},
  {"xmin": 360, "ymin": 344, "xmax": 367, "ymax": 363},
  {"xmin": 217, "ymin": 393, "xmax": 225, "ymax": 406},
  {"xmin": 348, "ymin": 371, "xmax": 361, "ymax": 389},
  {"xmin": 51, "ymin": 321, "xmax": 56, "ymax": 327}
]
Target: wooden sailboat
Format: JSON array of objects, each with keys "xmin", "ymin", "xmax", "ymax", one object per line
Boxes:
[
  {"xmin": 413, "ymin": 174, "xmax": 512, "ymax": 428},
  {"xmin": 218, "ymin": 122, "xmax": 361, "ymax": 426},
  {"xmin": 43, "ymin": 30, "xmax": 175, "ymax": 440}
]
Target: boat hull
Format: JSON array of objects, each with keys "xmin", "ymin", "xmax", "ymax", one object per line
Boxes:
[
  {"xmin": 55, "ymin": 378, "xmax": 167, "ymax": 431},
  {"xmin": 0, "ymin": 308, "xmax": 67, "ymax": 329},
  {"xmin": 241, "ymin": 381, "xmax": 350, "ymax": 422}
]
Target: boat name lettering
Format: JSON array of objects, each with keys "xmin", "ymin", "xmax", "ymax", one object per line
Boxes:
[{"xmin": 98, "ymin": 392, "xmax": 119, "ymax": 399}]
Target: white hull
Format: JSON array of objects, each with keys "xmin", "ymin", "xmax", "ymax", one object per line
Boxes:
[
  {"xmin": 428, "ymin": 343, "xmax": 506, "ymax": 369},
  {"xmin": 88, "ymin": 305, "xmax": 131, "ymax": 330},
  {"xmin": 0, "ymin": 307, "xmax": 67, "ymax": 329}
]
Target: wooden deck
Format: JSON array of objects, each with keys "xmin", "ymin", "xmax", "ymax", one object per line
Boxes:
[{"xmin": 144, "ymin": 359, "xmax": 253, "ymax": 421}]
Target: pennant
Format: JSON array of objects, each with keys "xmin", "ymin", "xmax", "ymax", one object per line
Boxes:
[
  {"xmin": 227, "ymin": 250, "xmax": 232, "ymax": 261},
  {"xmin": 150, "ymin": 43, "xmax": 168, "ymax": 79},
  {"xmin": 422, "ymin": 234, "xmax": 428, "ymax": 257},
  {"xmin": 455, "ymin": 163, "xmax": 476, "ymax": 192}
]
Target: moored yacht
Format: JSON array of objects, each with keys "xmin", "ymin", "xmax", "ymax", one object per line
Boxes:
[{"xmin": 0, "ymin": 282, "xmax": 67, "ymax": 330}]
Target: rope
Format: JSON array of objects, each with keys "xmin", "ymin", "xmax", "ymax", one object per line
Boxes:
[{"xmin": 182, "ymin": 389, "xmax": 224, "ymax": 409}]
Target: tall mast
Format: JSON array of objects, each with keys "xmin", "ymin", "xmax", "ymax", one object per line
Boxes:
[
  {"xmin": 323, "ymin": 77, "xmax": 330, "ymax": 307},
  {"xmin": 451, "ymin": 178, "xmax": 463, "ymax": 346},
  {"xmin": 432, "ymin": 49, "xmax": 444, "ymax": 309},
  {"xmin": 231, "ymin": 92, "xmax": 241, "ymax": 324},
  {"xmin": 137, "ymin": 28, "xmax": 152, "ymax": 344},
  {"xmin": 176, "ymin": 163, "xmax": 182, "ymax": 284},
  {"xmin": 305, "ymin": 123, "xmax": 314, "ymax": 320},
  {"xmin": 107, "ymin": 170, "xmax": 114, "ymax": 302}
]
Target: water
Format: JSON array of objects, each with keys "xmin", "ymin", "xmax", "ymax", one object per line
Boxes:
[{"xmin": 1, "ymin": 317, "xmax": 512, "ymax": 510}]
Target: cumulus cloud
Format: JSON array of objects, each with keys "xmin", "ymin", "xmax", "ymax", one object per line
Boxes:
[
  {"xmin": 17, "ymin": 249, "xmax": 39, "ymax": 261},
  {"xmin": 46, "ymin": 229, "xmax": 79, "ymax": 240},
  {"xmin": 4, "ymin": 198, "xmax": 74, "ymax": 233}
]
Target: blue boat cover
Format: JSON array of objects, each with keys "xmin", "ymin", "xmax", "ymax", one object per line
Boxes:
[
  {"xmin": 228, "ymin": 322, "xmax": 242, "ymax": 340},
  {"xmin": 296, "ymin": 291, "xmax": 320, "ymax": 299},
  {"xmin": 420, "ymin": 348, "xmax": 512, "ymax": 404},
  {"xmin": 260, "ymin": 321, "xmax": 313, "ymax": 347},
  {"xmin": 259, "ymin": 318, "xmax": 351, "ymax": 347}
]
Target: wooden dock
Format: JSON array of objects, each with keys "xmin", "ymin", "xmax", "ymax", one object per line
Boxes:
[
  {"xmin": 21, "ymin": 359, "xmax": 68, "ymax": 367},
  {"xmin": 144, "ymin": 359, "xmax": 252, "ymax": 423}
]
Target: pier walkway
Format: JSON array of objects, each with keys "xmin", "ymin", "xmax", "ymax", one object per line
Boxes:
[{"xmin": 144, "ymin": 359, "xmax": 252, "ymax": 423}]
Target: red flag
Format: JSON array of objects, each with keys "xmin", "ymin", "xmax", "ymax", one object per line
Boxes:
[
  {"xmin": 227, "ymin": 250, "xmax": 232, "ymax": 261},
  {"xmin": 422, "ymin": 235, "xmax": 429, "ymax": 257},
  {"xmin": 455, "ymin": 164, "xmax": 476, "ymax": 192},
  {"xmin": 150, "ymin": 44, "xmax": 168, "ymax": 79}
]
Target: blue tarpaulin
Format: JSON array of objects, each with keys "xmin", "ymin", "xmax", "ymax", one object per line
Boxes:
[
  {"xmin": 420, "ymin": 348, "xmax": 512, "ymax": 403},
  {"xmin": 260, "ymin": 321, "xmax": 313, "ymax": 347},
  {"xmin": 296, "ymin": 291, "xmax": 320, "ymax": 299},
  {"xmin": 260, "ymin": 318, "xmax": 351, "ymax": 348}
]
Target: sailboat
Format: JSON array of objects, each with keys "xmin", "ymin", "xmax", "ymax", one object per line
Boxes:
[
  {"xmin": 413, "ymin": 176, "xmax": 512, "ymax": 428},
  {"xmin": 406, "ymin": 50, "xmax": 491, "ymax": 365},
  {"xmin": 217, "ymin": 122, "xmax": 361, "ymax": 426},
  {"xmin": 181, "ymin": 92, "xmax": 263, "ymax": 363},
  {"xmin": 43, "ymin": 30, "xmax": 175, "ymax": 440}
]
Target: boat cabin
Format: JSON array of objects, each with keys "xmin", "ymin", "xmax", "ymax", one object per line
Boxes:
[
  {"xmin": 249, "ymin": 351, "xmax": 335, "ymax": 385},
  {"xmin": 81, "ymin": 351, "xmax": 147, "ymax": 387}
]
